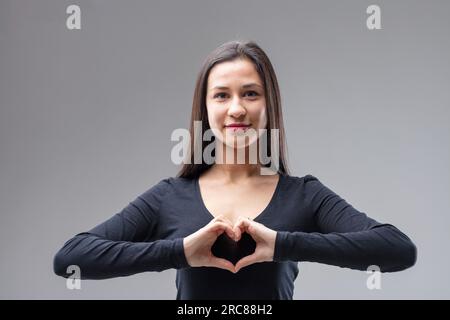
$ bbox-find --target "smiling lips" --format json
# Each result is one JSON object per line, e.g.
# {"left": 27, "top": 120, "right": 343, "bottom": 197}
{"left": 225, "top": 123, "right": 251, "bottom": 132}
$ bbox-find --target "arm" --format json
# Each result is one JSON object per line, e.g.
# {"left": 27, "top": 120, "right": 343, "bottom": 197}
{"left": 273, "top": 175, "right": 417, "bottom": 272}
{"left": 53, "top": 178, "right": 189, "bottom": 279}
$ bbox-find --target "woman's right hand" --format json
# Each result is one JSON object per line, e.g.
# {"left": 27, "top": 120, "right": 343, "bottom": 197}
{"left": 183, "top": 215, "right": 236, "bottom": 273}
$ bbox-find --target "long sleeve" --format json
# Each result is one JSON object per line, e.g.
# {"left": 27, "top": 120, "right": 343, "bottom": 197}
{"left": 273, "top": 175, "right": 417, "bottom": 272}
{"left": 53, "top": 178, "right": 190, "bottom": 280}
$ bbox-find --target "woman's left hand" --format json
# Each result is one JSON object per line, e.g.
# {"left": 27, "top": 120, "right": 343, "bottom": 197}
{"left": 232, "top": 216, "right": 277, "bottom": 273}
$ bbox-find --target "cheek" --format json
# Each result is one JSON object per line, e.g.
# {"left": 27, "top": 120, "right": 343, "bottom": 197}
{"left": 254, "top": 104, "right": 268, "bottom": 129}
{"left": 206, "top": 104, "right": 224, "bottom": 128}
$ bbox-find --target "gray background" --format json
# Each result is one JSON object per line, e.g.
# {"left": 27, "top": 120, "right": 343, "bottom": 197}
{"left": 1, "top": 0, "right": 449, "bottom": 299}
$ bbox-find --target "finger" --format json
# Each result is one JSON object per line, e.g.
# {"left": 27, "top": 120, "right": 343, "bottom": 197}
{"left": 210, "top": 214, "right": 228, "bottom": 224}
{"left": 212, "top": 215, "right": 234, "bottom": 228}
{"left": 210, "top": 221, "right": 235, "bottom": 239}
{"left": 216, "top": 218, "right": 234, "bottom": 231}
{"left": 242, "top": 218, "right": 259, "bottom": 235}
{"left": 233, "top": 216, "right": 247, "bottom": 241}
{"left": 235, "top": 253, "right": 260, "bottom": 273}
{"left": 233, "top": 216, "right": 245, "bottom": 240}
{"left": 212, "top": 214, "right": 225, "bottom": 222}
{"left": 233, "top": 222, "right": 241, "bottom": 241}
{"left": 214, "top": 214, "right": 234, "bottom": 223}
{"left": 209, "top": 214, "right": 223, "bottom": 225}
{"left": 209, "top": 256, "right": 236, "bottom": 273}
{"left": 234, "top": 217, "right": 251, "bottom": 241}
{"left": 210, "top": 222, "right": 231, "bottom": 235}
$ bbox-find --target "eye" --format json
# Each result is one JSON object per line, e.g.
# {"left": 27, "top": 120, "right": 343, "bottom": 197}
{"left": 244, "top": 91, "right": 259, "bottom": 98}
{"left": 213, "top": 92, "right": 228, "bottom": 100}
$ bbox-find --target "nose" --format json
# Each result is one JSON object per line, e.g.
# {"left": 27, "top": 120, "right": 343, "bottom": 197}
{"left": 227, "top": 96, "right": 247, "bottom": 118}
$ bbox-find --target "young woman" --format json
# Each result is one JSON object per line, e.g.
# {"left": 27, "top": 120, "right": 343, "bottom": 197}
{"left": 54, "top": 40, "right": 417, "bottom": 299}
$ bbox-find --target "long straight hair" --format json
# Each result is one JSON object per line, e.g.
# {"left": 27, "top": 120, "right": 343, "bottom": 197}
{"left": 176, "top": 40, "right": 290, "bottom": 179}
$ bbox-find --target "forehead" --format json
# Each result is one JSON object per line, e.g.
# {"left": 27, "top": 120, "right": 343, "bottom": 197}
{"left": 207, "top": 58, "right": 262, "bottom": 89}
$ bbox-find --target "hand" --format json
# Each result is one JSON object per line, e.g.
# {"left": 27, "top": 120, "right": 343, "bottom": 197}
{"left": 232, "top": 216, "right": 277, "bottom": 273}
{"left": 183, "top": 215, "right": 236, "bottom": 273}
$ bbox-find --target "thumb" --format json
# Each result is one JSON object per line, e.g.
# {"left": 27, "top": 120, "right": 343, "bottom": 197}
{"left": 235, "top": 252, "right": 260, "bottom": 273}
{"left": 209, "top": 256, "right": 236, "bottom": 274}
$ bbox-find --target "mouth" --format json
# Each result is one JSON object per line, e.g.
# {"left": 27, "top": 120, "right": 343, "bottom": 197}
{"left": 224, "top": 123, "right": 251, "bottom": 129}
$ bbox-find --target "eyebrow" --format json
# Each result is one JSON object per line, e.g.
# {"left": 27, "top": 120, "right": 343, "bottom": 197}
{"left": 211, "top": 83, "right": 263, "bottom": 90}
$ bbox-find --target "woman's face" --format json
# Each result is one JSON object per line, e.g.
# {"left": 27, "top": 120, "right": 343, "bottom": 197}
{"left": 206, "top": 58, "right": 267, "bottom": 149}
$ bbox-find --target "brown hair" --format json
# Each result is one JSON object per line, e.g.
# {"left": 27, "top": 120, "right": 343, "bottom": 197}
{"left": 176, "top": 40, "right": 290, "bottom": 179}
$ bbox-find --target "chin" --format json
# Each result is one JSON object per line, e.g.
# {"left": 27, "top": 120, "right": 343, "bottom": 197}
{"left": 224, "top": 137, "right": 259, "bottom": 149}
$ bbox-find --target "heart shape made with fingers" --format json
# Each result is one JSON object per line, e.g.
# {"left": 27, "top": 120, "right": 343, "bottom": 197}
{"left": 211, "top": 232, "right": 256, "bottom": 265}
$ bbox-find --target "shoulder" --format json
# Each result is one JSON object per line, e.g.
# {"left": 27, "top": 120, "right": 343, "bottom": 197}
{"left": 284, "top": 173, "right": 322, "bottom": 187}
{"left": 280, "top": 174, "right": 341, "bottom": 214}
{"left": 139, "top": 176, "right": 194, "bottom": 198}
{"left": 132, "top": 177, "right": 194, "bottom": 214}
{"left": 282, "top": 173, "right": 328, "bottom": 196}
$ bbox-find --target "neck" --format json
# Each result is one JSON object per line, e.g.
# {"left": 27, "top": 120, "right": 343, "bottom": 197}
{"left": 209, "top": 141, "right": 264, "bottom": 182}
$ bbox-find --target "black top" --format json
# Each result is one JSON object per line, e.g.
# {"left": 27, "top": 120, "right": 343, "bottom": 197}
{"left": 53, "top": 174, "right": 417, "bottom": 299}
